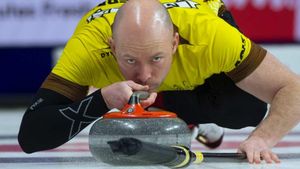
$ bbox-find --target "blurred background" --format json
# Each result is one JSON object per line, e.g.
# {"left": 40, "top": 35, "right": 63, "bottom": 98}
{"left": 0, "top": 0, "right": 299, "bottom": 107}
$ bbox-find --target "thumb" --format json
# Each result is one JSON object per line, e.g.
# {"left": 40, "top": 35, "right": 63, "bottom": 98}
{"left": 140, "top": 92, "right": 157, "bottom": 108}
{"left": 237, "top": 143, "right": 246, "bottom": 154}
{"left": 237, "top": 148, "right": 243, "bottom": 154}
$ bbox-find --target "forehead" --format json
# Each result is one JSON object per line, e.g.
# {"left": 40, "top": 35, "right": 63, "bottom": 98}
{"left": 114, "top": 19, "right": 173, "bottom": 44}
{"left": 119, "top": 39, "right": 169, "bottom": 50}
{"left": 115, "top": 35, "right": 172, "bottom": 56}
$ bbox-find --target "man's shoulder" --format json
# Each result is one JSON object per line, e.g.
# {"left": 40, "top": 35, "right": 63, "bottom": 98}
{"left": 73, "top": 1, "right": 123, "bottom": 39}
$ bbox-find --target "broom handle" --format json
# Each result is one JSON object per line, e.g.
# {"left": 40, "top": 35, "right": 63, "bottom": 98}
{"left": 202, "top": 152, "right": 246, "bottom": 159}
{"left": 107, "top": 137, "right": 248, "bottom": 168}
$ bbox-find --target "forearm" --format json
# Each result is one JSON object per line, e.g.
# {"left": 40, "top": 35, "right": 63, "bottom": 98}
{"left": 250, "top": 80, "right": 300, "bottom": 146}
{"left": 18, "top": 88, "right": 109, "bottom": 153}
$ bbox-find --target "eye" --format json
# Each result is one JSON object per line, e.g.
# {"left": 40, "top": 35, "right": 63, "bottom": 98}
{"left": 153, "top": 56, "right": 161, "bottom": 62}
{"left": 127, "top": 59, "right": 136, "bottom": 64}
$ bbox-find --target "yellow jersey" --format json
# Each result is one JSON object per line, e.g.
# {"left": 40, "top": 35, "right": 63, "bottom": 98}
{"left": 51, "top": 0, "right": 266, "bottom": 93}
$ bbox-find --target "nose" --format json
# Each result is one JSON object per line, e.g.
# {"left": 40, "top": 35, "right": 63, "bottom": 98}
{"left": 136, "top": 65, "right": 151, "bottom": 84}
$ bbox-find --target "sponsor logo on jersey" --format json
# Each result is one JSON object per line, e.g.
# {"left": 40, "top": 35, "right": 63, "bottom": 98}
{"left": 235, "top": 35, "right": 246, "bottom": 67}
{"left": 29, "top": 98, "right": 44, "bottom": 110}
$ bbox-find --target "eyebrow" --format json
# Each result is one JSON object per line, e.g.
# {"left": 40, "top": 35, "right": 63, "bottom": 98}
{"left": 151, "top": 52, "right": 164, "bottom": 57}
{"left": 122, "top": 54, "right": 136, "bottom": 58}
{"left": 122, "top": 52, "right": 164, "bottom": 59}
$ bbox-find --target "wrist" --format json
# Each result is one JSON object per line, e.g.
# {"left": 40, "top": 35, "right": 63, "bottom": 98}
{"left": 249, "top": 129, "right": 278, "bottom": 147}
{"left": 100, "top": 88, "right": 109, "bottom": 108}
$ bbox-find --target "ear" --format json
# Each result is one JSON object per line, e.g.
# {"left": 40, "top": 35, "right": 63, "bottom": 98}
{"left": 172, "top": 32, "right": 179, "bottom": 54}
{"left": 108, "top": 37, "right": 116, "bottom": 56}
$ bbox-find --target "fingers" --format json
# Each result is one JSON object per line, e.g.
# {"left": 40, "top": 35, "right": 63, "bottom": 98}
{"left": 240, "top": 148, "right": 255, "bottom": 164}
{"left": 126, "top": 80, "right": 149, "bottom": 91}
{"left": 270, "top": 152, "right": 281, "bottom": 163}
{"left": 101, "top": 80, "right": 154, "bottom": 109}
{"left": 240, "top": 148, "right": 280, "bottom": 164}
{"left": 252, "top": 150, "right": 280, "bottom": 164}
{"left": 238, "top": 138, "right": 281, "bottom": 164}
{"left": 253, "top": 151, "right": 261, "bottom": 164}
{"left": 261, "top": 151, "right": 280, "bottom": 163}
{"left": 126, "top": 80, "right": 157, "bottom": 108}
{"left": 260, "top": 150, "right": 272, "bottom": 163}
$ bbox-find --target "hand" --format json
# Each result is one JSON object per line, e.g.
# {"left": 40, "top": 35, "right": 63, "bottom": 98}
{"left": 238, "top": 135, "right": 280, "bottom": 164}
{"left": 101, "top": 81, "right": 157, "bottom": 109}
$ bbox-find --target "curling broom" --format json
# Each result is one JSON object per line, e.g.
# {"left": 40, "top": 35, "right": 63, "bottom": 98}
{"left": 107, "top": 137, "right": 300, "bottom": 167}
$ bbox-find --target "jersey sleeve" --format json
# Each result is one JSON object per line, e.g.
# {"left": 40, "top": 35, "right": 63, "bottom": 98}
{"left": 52, "top": 13, "right": 112, "bottom": 85}
{"left": 52, "top": 37, "right": 96, "bottom": 85}
{"left": 209, "top": 18, "right": 266, "bottom": 83}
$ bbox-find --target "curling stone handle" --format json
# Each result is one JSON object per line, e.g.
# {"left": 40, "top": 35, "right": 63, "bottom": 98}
{"left": 128, "top": 91, "right": 150, "bottom": 105}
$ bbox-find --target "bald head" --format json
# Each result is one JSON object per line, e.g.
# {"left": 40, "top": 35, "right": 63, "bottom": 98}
{"left": 110, "top": 0, "right": 179, "bottom": 90}
{"left": 112, "top": 0, "right": 174, "bottom": 40}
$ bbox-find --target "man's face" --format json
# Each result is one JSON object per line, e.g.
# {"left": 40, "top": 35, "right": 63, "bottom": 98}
{"left": 111, "top": 31, "right": 178, "bottom": 91}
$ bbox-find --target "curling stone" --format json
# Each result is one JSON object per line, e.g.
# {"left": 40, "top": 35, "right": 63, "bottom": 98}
{"left": 89, "top": 91, "right": 192, "bottom": 165}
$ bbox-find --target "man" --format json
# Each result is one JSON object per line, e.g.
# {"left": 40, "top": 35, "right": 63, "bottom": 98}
{"left": 18, "top": 0, "right": 300, "bottom": 164}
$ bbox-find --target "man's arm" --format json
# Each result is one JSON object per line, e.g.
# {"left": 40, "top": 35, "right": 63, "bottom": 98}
{"left": 18, "top": 73, "right": 156, "bottom": 153}
{"left": 18, "top": 73, "right": 109, "bottom": 153}
{"left": 236, "top": 52, "right": 300, "bottom": 163}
